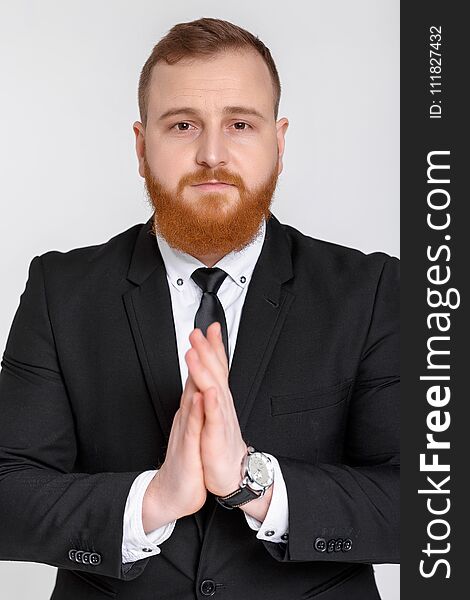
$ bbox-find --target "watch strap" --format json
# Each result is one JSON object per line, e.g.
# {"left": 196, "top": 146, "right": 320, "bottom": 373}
{"left": 215, "top": 485, "right": 261, "bottom": 510}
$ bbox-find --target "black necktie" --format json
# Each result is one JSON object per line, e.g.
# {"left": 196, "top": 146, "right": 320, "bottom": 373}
{"left": 191, "top": 267, "right": 229, "bottom": 360}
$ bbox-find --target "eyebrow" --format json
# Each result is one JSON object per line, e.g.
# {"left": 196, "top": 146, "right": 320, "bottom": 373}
{"left": 157, "top": 105, "right": 267, "bottom": 122}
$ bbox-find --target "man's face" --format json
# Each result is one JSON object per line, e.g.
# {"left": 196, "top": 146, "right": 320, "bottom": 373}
{"left": 133, "top": 48, "right": 289, "bottom": 260}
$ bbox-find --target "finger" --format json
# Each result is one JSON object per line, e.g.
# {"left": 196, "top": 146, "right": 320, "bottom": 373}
{"left": 185, "top": 346, "right": 220, "bottom": 394}
{"left": 206, "top": 322, "right": 229, "bottom": 374}
{"left": 202, "top": 386, "right": 222, "bottom": 427}
{"left": 185, "top": 392, "right": 205, "bottom": 437}
{"left": 203, "top": 324, "right": 238, "bottom": 419}
{"left": 180, "top": 371, "right": 198, "bottom": 409}
{"left": 180, "top": 374, "right": 201, "bottom": 434}
{"left": 189, "top": 328, "right": 227, "bottom": 383}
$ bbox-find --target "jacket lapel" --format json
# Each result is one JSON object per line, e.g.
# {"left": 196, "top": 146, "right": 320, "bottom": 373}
{"left": 123, "top": 212, "right": 295, "bottom": 536}
{"left": 228, "top": 213, "right": 295, "bottom": 433}
{"left": 123, "top": 218, "right": 182, "bottom": 440}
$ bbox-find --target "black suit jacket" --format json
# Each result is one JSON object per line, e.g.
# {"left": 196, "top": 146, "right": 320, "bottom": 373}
{"left": 0, "top": 213, "right": 399, "bottom": 599}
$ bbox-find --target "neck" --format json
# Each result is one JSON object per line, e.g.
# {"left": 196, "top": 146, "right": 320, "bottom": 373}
{"left": 192, "top": 253, "right": 225, "bottom": 268}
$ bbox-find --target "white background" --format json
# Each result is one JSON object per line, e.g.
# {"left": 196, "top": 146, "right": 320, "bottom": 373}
{"left": 0, "top": 1, "right": 400, "bottom": 598}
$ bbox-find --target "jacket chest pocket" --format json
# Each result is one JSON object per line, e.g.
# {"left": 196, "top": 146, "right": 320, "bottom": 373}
{"left": 270, "top": 379, "right": 353, "bottom": 416}
{"left": 267, "top": 379, "right": 353, "bottom": 463}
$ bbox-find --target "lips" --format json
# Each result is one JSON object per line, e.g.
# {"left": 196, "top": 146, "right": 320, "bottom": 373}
{"left": 194, "top": 181, "right": 232, "bottom": 185}
{"left": 192, "top": 181, "right": 235, "bottom": 190}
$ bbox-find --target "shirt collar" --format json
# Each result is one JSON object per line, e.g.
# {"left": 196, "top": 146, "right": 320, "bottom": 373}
{"left": 156, "top": 217, "right": 266, "bottom": 292}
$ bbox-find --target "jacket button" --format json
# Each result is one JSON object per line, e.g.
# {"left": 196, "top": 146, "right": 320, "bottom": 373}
{"left": 89, "top": 552, "right": 102, "bottom": 565}
{"left": 200, "top": 579, "right": 216, "bottom": 596}
{"left": 75, "top": 550, "right": 84, "bottom": 563}
{"left": 342, "top": 538, "right": 353, "bottom": 552}
{"left": 334, "top": 538, "right": 343, "bottom": 552}
{"left": 82, "top": 552, "right": 91, "bottom": 564}
{"left": 68, "top": 549, "right": 76, "bottom": 561}
{"left": 327, "top": 539, "right": 336, "bottom": 553}
{"left": 314, "top": 537, "right": 327, "bottom": 552}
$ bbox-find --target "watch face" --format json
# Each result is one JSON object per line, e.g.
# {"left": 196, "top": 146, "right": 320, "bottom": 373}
{"left": 247, "top": 453, "right": 273, "bottom": 486}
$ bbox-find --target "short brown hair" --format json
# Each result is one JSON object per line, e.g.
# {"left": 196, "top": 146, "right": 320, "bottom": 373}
{"left": 138, "top": 17, "right": 281, "bottom": 127}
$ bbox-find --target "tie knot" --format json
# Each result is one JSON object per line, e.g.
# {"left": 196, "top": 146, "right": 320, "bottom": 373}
{"left": 191, "top": 267, "right": 228, "bottom": 294}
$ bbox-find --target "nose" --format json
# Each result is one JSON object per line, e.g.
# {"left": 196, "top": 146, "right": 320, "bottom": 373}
{"left": 195, "top": 125, "right": 230, "bottom": 169}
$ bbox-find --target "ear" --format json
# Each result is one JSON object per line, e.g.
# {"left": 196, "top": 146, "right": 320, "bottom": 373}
{"left": 275, "top": 117, "right": 289, "bottom": 175}
{"left": 133, "top": 121, "right": 145, "bottom": 178}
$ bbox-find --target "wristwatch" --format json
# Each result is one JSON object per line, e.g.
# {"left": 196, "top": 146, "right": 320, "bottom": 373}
{"left": 215, "top": 446, "right": 274, "bottom": 509}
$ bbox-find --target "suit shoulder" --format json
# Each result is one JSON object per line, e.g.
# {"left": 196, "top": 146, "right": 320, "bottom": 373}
{"left": 280, "top": 221, "right": 399, "bottom": 282}
{"left": 37, "top": 221, "right": 145, "bottom": 277}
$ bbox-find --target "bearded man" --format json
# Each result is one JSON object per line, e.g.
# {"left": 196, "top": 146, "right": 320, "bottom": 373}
{"left": 0, "top": 17, "right": 399, "bottom": 600}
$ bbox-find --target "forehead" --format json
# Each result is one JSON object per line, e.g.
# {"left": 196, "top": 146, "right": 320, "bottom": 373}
{"left": 148, "top": 49, "right": 274, "bottom": 118}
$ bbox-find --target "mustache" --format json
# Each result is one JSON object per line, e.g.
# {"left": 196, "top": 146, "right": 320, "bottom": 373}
{"left": 177, "top": 169, "right": 245, "bottom": 190}
{"left": 142, "top": 151, "right": 245, "bottom": 189}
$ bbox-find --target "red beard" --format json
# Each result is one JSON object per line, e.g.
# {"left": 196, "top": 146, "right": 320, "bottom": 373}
{"left": 143, "top": 153, "right": 279, "bottom": 257}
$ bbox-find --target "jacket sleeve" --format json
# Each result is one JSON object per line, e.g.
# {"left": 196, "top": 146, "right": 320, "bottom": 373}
{"left": 0, "top": 256, "right": 151, "bottom": 581}
{"left": 259, "top": 256, "right": 400, "bottom": 565}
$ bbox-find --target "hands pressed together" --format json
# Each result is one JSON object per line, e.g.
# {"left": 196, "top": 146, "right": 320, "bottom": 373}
{"left": 147, "top": 322, "right": 249, "bottom": 524}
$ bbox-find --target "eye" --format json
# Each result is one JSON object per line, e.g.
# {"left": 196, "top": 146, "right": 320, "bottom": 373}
{"left": 173, "top": 122, "right": 194, "bottom": 132}
{"left": 232, "top": 122, "right": 251, "bottom": 131}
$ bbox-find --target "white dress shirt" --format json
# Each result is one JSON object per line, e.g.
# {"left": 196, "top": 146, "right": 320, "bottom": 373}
{"left": 121, "top": 216, "right": 289, "bottom": 564}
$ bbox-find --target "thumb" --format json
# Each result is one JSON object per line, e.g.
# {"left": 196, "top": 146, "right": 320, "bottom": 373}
{"left": 187, "top": 391, "right": 205, "bottom": 435}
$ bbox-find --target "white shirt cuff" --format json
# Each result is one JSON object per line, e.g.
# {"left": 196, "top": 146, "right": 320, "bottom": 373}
{"left": 121, "top": 470, "right": 177, "bottom": 563}
{"left": 243, "top": 453, "right": 289, "bottom": 544}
